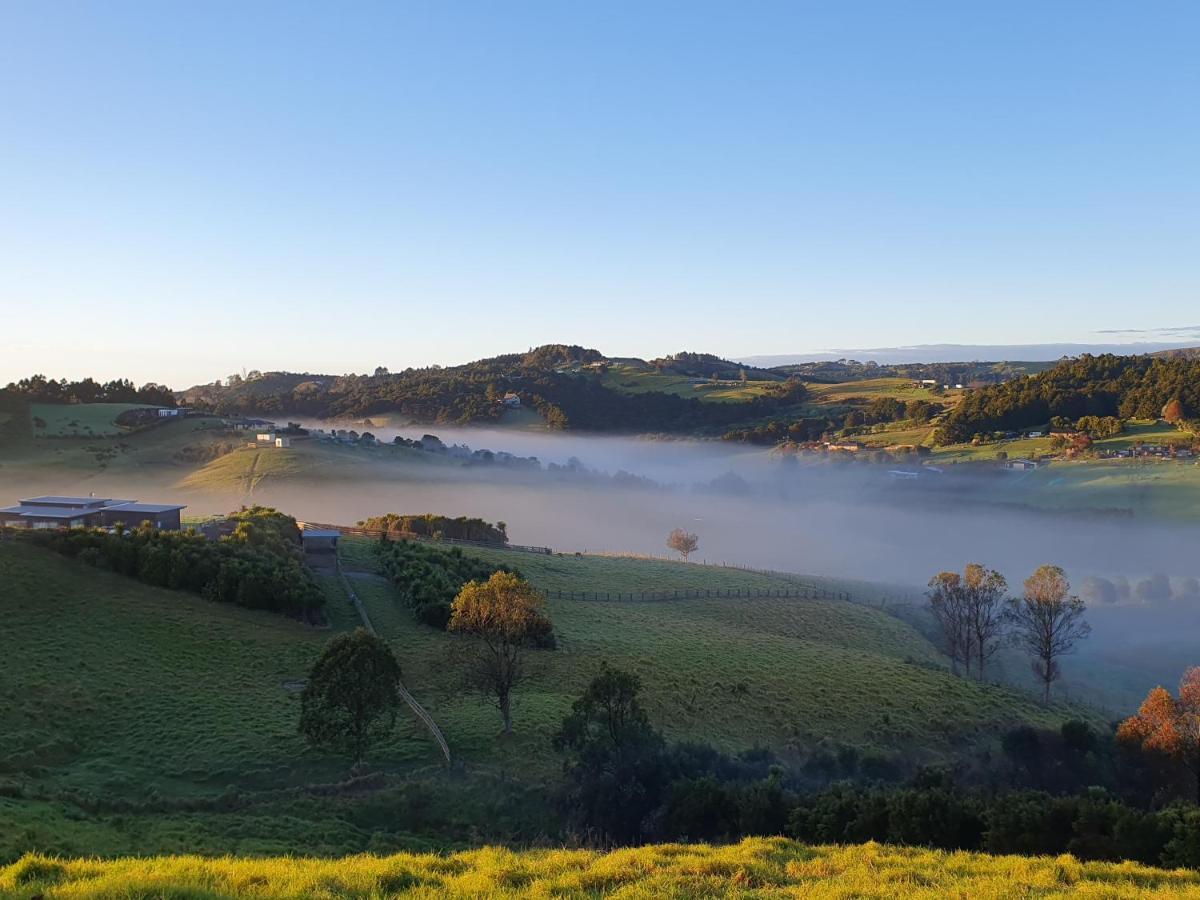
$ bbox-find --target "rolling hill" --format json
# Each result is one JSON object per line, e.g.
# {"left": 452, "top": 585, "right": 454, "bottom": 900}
{"left": 0, "top": 537, "right": 1080, "bottom": 861}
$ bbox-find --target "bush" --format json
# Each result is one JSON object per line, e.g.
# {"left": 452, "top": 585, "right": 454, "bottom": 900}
{"left": 377, "top": 540, "right": 518, "bottom": 629}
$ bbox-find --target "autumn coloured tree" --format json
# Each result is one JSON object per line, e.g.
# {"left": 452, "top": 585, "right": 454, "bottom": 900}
{"left": 1005, "top": 565, "right": 1090, "bottom": 705}
{"left": 927, "top": 564, "right": 1008, "bottom": 680}
{"left": 1162, "top": 398, "right": 1186, "bottom": 424}
{"left": 667, "top": 528, "right": 699, "bottom": 561}
{"left": 1118, "top": 668, "right": 1200, "bottom": 804}
{"left": 448, "top": 571, "right": 553, "bottom": 734}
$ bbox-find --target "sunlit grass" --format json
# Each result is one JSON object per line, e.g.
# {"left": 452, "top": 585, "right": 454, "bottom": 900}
{"left": 6, "top": 837, "right": 1200, "bottom": 898}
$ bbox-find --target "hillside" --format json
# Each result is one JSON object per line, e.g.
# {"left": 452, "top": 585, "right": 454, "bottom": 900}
{"left": 7, "top": 837, "right": 1200, "bottom": 898}
{"left": 0, "top": 539, "right": 1077, "bottom": 861}
{"left": 177, "top": 346, "right": 809, "bottom": 434}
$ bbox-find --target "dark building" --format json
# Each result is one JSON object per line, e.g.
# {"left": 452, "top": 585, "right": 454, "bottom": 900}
{"left": 0, "top": 496, "right": 186, "bottom": 530}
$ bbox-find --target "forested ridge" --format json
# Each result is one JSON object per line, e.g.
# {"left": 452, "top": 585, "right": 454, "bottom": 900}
{"left": 936, "top": 354, "right": 1200, "bottom": 444}
{"left": 180, "top": 345, "right": 807, "bottom": 432}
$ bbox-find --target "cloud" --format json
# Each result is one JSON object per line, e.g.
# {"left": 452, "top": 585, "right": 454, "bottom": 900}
{"left": 1095, "top": 325, "right": 1200, "bottom": 336}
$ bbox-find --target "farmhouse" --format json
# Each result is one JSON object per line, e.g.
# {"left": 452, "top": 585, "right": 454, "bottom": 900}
{"left": 0, "top": 495, "right": 186, "bottom": 530}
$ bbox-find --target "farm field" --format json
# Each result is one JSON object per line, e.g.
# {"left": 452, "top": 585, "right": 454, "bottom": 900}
{"left": 598, "top": 363, "right": 781, "bottom": 403}
{"left": 0, "top": 538, "right": 1078, "bottom": 861}
{"left": 28, "top": 402, "right": 158, "bottom": 438}
{"left": 8, "top": 837, "right": 1200, "bottom": 899}
{"left": 807, "top": 377, "right": 946, "bottom": 404}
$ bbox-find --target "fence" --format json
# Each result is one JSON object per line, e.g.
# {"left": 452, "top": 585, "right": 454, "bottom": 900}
{"left": 547, "top": 586, "right": 852, "bottom": 602}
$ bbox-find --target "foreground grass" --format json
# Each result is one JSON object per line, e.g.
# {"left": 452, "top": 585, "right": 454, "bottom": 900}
{"left": 6, "top": 837, "right": 1200, "bottom": 898}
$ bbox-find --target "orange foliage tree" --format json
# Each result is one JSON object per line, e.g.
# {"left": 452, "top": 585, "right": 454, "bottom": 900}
{"left": 448, "top": 571, "right": 553, "bottom": 734}
{"left": 1118, "top": 667, "right": 1200, "bottom": 804}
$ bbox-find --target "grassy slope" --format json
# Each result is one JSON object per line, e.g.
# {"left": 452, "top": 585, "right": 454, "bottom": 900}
{"left": 343, "top": 538, "right": 1070, "bottom": 772}
{"left": 7, "top": 837, "right": 1200, "bottom": 899}
{"left": 598, "top": 363, "right": 780, "bottom": 403}
{"left": 28, "top": 402, "right": 158, "bottom": 438}
{"left": 0, "top": 538, "right": 1077, "bottom": 861}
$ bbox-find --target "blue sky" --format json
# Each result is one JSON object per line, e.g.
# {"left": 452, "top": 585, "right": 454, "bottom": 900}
{"left": 1, "top": 1, "right": 1198, "bottom": 385}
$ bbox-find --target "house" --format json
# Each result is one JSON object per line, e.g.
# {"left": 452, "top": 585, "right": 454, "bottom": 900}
{"left": 256, "top": 432, "right": 276, "bottom": 443}
{"left": 156, "top": 407, "right": 190, "bottom": 417}
{"left": 1005, "top": 459, "right": 1040, "bottom": 471}
{"left": 274, "top": 436, "right": 291, "bottom": 448}
{"left": 1027, "top": 431, "right": 1045, "bottom": 438}
{"left": 501, "top": 392, "right": 521, "bottom": 408}
{"left": 0, "top": 495, "right": 186, "bottom": 530}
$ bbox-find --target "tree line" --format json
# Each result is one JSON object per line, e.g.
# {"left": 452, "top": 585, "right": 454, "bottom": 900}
{"left": 29, "top": 507, "right": 324, "bottom": 618}
{"left": 935, "top": 354, "right": 1200, "bottom": 444}
{"left": 5, "top": 374, "right": 176, "bottom": 407}
{"left": 356, "top": 513, "right": 508, "bottom": 544}
{"left": 181, "top": 345, "right": 809, "bottom": 433}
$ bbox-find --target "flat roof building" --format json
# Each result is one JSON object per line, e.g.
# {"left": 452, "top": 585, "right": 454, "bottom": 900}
{"left": 0, "top": 496, "right": 186, "bottom": 530}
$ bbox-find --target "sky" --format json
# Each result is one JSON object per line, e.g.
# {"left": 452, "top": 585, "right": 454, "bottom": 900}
{"left": 1, "top": 1, "right": 1198, "bottom": 386}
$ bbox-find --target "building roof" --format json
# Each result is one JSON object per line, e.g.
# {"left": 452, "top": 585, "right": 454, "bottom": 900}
{"left": 302, "top": 528, "right": 341, "bottom": 539}
{"left": 20, "top": 495, "right": 130, "bottom": 507}
{"left": 104, "top": 502, "right": 187, "bottom": 514}
{"left": 0, "top": 505, "right": 103, "bottom": 519}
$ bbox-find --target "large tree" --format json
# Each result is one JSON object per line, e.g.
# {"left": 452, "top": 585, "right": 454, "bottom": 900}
{"left": 448, "top": 571, "right": 553, "bottom": 733}
{"left": 964, "top": 564, "right": 1008, "bottom": 681}
{"left": 1118, "top": 668, "right": 1200, "bottom": 804}
{"left": 553, "top": 662, "right": 670, "bottom": 844}
{"left": 1005, "top": 565, "right": 1090, "bottom": 704}
{"left": 927, "top": 570, "right": 971, "bottom": 676}
{"left": 298, "top": 629, "right": 403, "bottom": 767}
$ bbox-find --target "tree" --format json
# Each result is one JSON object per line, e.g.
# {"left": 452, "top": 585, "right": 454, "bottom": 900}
{"left": 667, "top": 528, "right": 699, "bottom": 561}
{"left": 448, "top": 571, "right": 552, "bottom": 733}
{"left": 553, "top": 662, "right": 670, "bottom": 843}
{"left": 1118, "top": 668, "right": 1200, "bottom": 804}
{"left": 1005, "top": 565, "right": 1090, "bottom": 704}
{"left": 298, "top": 629, "right": 403, "bottom": 767}
{"left": 1163, "top": 399, "right": 1186, "bottom": 424}
{"left": 964, "top": 564, "right": 1008, "bottom": 681}
{"left": 927, "top": 571, "right": 970, "bottom": 676}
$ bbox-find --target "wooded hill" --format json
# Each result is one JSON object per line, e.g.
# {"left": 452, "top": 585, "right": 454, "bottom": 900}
{"left": 180, "top": 345, "right": 808, "bottom": 432}
{"left": 935, "top": 354, "right": 1200, "bottom": 444}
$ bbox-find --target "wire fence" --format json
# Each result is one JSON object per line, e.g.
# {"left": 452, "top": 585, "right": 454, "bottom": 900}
{"left": 546, "top": 586, "right": 852, "bottom": 602}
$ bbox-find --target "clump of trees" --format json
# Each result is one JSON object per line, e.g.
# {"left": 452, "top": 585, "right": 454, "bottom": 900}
{"left": 448, "top": 571, "right": 554, "bottom": 734}
{"left": 667, "top": 529, "right": 699, "bottom": 561}
{"left": 1119, "top": 668, "right": 1200, "bottom": 804}
{"left": 5, "top": 374, "right": 176, "bottom": 407}
{"left": 927, "top": 563, "right": 1089, "bottom": 703}
{"left": 32, "top": 506, "right": 324, "bottom": 617}
{"left": 376, "top": 539, "right": 517, "bottom": 628}
{"left": 935, "top": 354, "right": 1200, "bottom": 444}
{"left": 299, "top": 629, "right": 403, "bottom": 768}
{"left": 358, "top": 513, "right": 508, "bottom": 544}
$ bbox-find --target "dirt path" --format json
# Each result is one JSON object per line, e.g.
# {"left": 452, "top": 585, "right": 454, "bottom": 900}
{"left": 241, "top": 450, "right": 261, "bottom": 496}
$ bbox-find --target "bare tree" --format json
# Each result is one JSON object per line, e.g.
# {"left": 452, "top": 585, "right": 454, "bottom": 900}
{"left": 1005, "top": 565, "right": 1090, "bottom": 704}
{"left": 667, "top": 528, "right": 699, "bottom": 562}
{"left": 927, "top": 571, "right": 971, "bottom": 676}
{"left": 964, "top": 563, "right": 1008, "bottom": 681}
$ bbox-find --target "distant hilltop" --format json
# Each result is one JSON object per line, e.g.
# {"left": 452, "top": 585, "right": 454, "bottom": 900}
{"left": 739, "top": 341, "right": 1200, "bottom": 367}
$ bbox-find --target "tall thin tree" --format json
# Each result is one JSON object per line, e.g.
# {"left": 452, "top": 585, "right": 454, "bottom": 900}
{"left": 1005, "top": 565, "right": 1090, "bottom": 704}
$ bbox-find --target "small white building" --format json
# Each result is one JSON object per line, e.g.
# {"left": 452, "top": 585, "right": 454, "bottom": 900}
{"left": 1005, "top": 458, "right": 1040, "bottom": 471}
{"left": 502, "top": 392, "right": 521, "bottom": 408}
{"left": 275, "top": 436, "right": 291, "bottom": 448}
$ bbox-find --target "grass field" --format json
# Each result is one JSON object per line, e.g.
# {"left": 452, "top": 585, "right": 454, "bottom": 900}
{"left": 807, "top": 377, "right": 945, "bottom": 404}
{"left": 7, "top": 837, "right": 1200, "bottom": 898}
{"left": 598, "top": 364, "right": 780, "bottom": 403}
{"left": 28, "top": 402, "right": 158, "bottom": 438}
{"left": 0, "top": 537, "right": 1077, "bottom": 861}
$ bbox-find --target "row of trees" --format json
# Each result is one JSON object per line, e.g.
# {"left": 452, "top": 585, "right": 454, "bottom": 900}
{"left": 5, "top": 374, "right": 176, "bottom": 407}
{"left": 357, "top": 513, "right": 508, "bottom": 544}
{"left": 928, "top": 564, "right": 1089, "bottom": 703}
{"left": 32, "top": 507, "right": 324, "bottom": 617}
{"left": 375, "top": 538, "right": 520, "bottom": 628}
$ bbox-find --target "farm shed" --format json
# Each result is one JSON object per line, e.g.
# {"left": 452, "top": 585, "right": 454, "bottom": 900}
{"left": 301, "top": 528, "right": 340, "bottom": 553}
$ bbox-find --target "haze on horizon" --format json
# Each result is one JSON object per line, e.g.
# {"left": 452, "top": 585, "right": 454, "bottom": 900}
{"left": 2, "top": 1, "right": 1198, "bottom": 385}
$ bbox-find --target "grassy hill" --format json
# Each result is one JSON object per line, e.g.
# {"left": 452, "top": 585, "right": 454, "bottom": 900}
{"left": 7, "top": 837, "right": 1200, "bottom": 898}
{"left": 0, "top": 538, "right": 1079, "bottom": 861}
